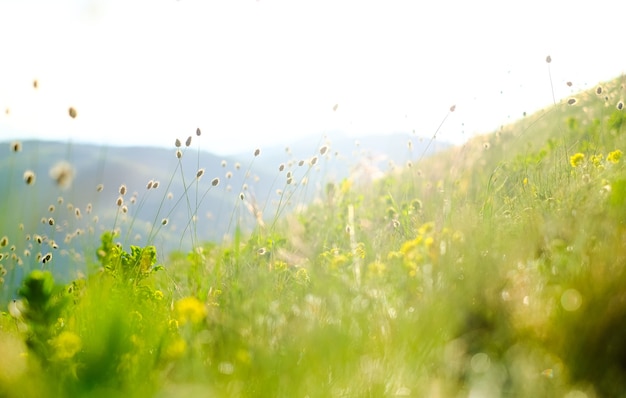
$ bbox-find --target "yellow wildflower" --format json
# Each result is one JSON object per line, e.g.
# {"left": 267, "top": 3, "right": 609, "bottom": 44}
{"left": 569, "top": 153, "right": 585, "bottom": 168}
{"left": 165, "top": 337, "right": 187, "bottom": 359}
{"left": 174, "top": 296, "right": 207, "bottom": 325}
{"left": 607, "top": 149, "right": 623, "bottom": 164}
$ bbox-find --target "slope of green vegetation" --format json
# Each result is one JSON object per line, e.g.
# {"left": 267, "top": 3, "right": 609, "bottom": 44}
{"left": 1, "top": 73, "right": 625, "bottom": 397}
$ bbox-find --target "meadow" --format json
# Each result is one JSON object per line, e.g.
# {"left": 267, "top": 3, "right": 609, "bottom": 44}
{"left": 1, "top": 66, "right": 626, "bottom": 397}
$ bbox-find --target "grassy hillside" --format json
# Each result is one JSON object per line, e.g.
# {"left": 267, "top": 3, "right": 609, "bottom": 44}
{"left": 1, "top": 73, "right": 625, "bottom": 397}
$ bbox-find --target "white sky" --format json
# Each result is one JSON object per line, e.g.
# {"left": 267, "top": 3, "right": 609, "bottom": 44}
{"left": 0, "top": 0, "right": 624, "bottom": 155}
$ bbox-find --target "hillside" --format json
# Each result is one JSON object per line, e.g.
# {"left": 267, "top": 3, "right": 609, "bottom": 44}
{"left": 1, "top": 74, "right": 625, "bottom": 397}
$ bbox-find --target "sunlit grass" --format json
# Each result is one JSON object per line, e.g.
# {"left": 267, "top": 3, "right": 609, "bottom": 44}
{"left": 1, "top": 62, "right": 626, "bottom": 397}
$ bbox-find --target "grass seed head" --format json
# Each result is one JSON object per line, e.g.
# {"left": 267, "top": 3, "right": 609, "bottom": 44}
{"left": 176, "top": 149, "right": 182, "bottom": 159}
{"left": 546, "top": 55, "right": 552, "bottom": 63}
{"left": 567, "top": 98, "right": 577, "bottom": 105}
{"left": 254, "top": 148, "right": 261, "bottom": 157}
{"left": 68, "top": 107, "right": 77, "bottom": 118}
{"left": 617, "top": 101, "right": 624, "bottom": 111}
{"left": 185, "top": 136, "right": 192, "bottom": 147}
{"left": 119, "top": 184, "right": 127, "bottom": 196}
{"left": 49, "top": 161, "right": 75, "bottom": 189}
{"left": 24, "top": 170, "right": 36, "bottom": 185}
{"left": 196, "top": 168, "right": 205, "bottom": 179}
{"left": 161, "top": 218, "right": 168, "bottom": 226}
{"left": 196, "top": 127, "right": 201, "bottom": 136}
{"left": 175, "top": 138, "right": 182, "bottom": 147}
{"left": 11, "top": 141, "right": 22, "bottom": 152}
{"left": 211, "top": 177, "right": 220, "bottom": 187}
{"left": 147, "top": 180, "right": 154, "bottom": 190}
{"left": 96, "top": 183, "right": 104, "bottom": 192}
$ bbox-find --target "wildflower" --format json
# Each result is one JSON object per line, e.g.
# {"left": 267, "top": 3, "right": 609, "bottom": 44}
{"left": 185, "top": 136, "right": 192, "bottom": 147}
{"left": 96, "top": 183, "right": 104, "bottom": 192}
{"left": 196, "top": 127, "right": 201, "bottom": 136}
{"left": 68, "top": 107, "right": 77, "bottom": 118}
{"left": 51, "top": 331, "right": 82, "bottom": 360}
{"left": 211, "top": 177, "right": 219, "bottom": 187}
{"left": 24, "top": 170, "right": 36, "bottom": 185}
{"left": 49, "top": 161, "right": 75, "bottom": 189}
{"left": 165, "top": 337, "right": 187, "bottom": 359}
{"left": 196, "top": 168, "right": 205, "bottom": 179}
{"left": 11, "top": 141, "right": 22, "bottom": 152}
{"left": 567, "top": 98, "right": 577, "bottom": 105}
{"left": 174, "top": 296, "right": 207, "bottom": 325}
{"left": 254, "top": 148, "right": 261, "bottom": 157}
{"left": 569, "top": 153, "right": 585, "bottom": 168}
{"left": 175, "top": 138, "right": 181, "bottom": 147}
{"left": 607, "top": 149, "right": 623, "bottom": 164}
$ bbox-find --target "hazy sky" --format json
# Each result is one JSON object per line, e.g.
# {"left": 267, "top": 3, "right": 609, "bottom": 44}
{"left": 1, "top": 0, "right": 624, "bottom": 155}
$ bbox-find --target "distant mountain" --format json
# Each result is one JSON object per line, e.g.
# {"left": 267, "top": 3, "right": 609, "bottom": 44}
{"left": 0, "top": 133, "right": 450, "bottom": 260}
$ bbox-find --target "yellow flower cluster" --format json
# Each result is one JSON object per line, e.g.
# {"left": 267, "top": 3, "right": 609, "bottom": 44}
{"left": 607, "top": 149, "right": 623, "bottom": 164}
{"left": 569, "top": 153, "right": 585, "bottom": 168}
{"left": 174, "top": 296, "right": 207, "bottom": 325}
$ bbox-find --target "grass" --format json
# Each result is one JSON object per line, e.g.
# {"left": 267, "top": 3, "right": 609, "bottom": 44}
{"left": 1, "top": 66, "right": 626, "bottom": 397}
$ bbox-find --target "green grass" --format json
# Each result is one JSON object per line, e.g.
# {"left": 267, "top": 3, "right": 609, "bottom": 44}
{"left": 1, "top": 72, "right": 626, "bottom": 397}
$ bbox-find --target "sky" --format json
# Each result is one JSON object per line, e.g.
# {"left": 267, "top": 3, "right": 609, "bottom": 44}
{"left": 0, "top": 0, "right": 624, "bottom": 155}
